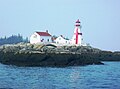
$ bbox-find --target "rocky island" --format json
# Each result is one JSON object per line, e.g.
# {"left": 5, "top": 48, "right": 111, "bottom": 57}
{"left": 0, "top": 42, "right": 120, "bottom": 67}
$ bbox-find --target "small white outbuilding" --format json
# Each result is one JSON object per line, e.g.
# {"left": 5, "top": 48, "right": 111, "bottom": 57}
{"left": 55, "top": 35, "right": 70, "bottom": 44}
{"left": 30, "top": 31, "right": 52, "bottom": 44}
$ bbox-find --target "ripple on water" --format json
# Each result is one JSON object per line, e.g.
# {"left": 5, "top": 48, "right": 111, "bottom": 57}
{"left": 0, "top": 62, "right": 120, "bottom": 89}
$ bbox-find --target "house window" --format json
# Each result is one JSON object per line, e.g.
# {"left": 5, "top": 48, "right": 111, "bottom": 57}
{"left": 41, "top": 39, "right": 44, "bottom": 42}
{"left": 59, "top": 38, "right": 61, "bottom": 40}
{"left": 47, "top": 39, "right": 49, "bottom": 42}
{"left": 33, "top": 34, "right": 37, "bottom": 38}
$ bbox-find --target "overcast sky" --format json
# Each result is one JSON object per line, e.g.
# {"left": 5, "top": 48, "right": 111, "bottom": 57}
{"left": 0, "top": 0, "right": 120, "bottom": 51}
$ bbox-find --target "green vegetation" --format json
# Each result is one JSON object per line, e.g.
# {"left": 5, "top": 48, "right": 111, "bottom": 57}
{"left": 0, "top": 34, "right": 28, "bottom": 45}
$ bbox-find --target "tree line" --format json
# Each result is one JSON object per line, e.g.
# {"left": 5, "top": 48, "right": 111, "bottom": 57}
{"left": 0, "top": 34, "right": 29, "bottom": 45}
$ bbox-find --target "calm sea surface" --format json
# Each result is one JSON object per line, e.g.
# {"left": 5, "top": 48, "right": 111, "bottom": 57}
{"left": 0, "top": 62, "right": 120, "bottom": 89}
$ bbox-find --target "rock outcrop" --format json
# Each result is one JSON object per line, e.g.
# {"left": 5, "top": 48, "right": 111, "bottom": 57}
{"left": 2, "top": 42, "right": 120, "bottom": 67}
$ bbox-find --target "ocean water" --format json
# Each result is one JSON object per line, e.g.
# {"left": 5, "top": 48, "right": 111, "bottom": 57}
{"left": 0, "top": 62, "right": 120, "bottom": 89}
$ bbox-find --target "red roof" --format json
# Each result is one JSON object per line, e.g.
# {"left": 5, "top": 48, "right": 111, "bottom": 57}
{"left": 76, "top": 19, "right": 80, "bottom": 23}
{"left": 36, "top": 32, "right": 51, "bottom": 36}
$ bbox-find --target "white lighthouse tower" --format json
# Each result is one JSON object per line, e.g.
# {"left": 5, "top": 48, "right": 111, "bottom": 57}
{"left": 71, "top": 19, "right": 83, "bottom": 46}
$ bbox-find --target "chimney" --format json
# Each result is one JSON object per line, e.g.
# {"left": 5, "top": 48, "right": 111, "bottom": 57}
{"left": 46, "top": 30, "right": 48, "bottom": 33}
{"left": 60, "top": 35, "right": 63, "bottom": 38}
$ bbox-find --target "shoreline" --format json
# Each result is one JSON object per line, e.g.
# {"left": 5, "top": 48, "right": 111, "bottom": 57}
{"left": 0, "top": 43, "right": 120, "bottom": 67}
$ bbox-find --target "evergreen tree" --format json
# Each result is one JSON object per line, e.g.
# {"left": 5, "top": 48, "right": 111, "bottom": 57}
{"left": 0, "top": 34, "right": 29, "bottom": 45}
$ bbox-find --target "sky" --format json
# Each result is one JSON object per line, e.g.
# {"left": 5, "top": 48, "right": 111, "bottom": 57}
{"left": 0, "top": 0, "right": 120, "bottom": 51}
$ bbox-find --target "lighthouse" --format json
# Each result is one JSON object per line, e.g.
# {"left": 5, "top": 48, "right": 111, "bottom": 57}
{"left": 71, "top": 19, "right": 83, "bottom": 46}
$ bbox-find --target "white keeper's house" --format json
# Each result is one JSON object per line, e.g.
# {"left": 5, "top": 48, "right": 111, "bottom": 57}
{"left": 30, "top": 30, "right": 52, "bottom": 44}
